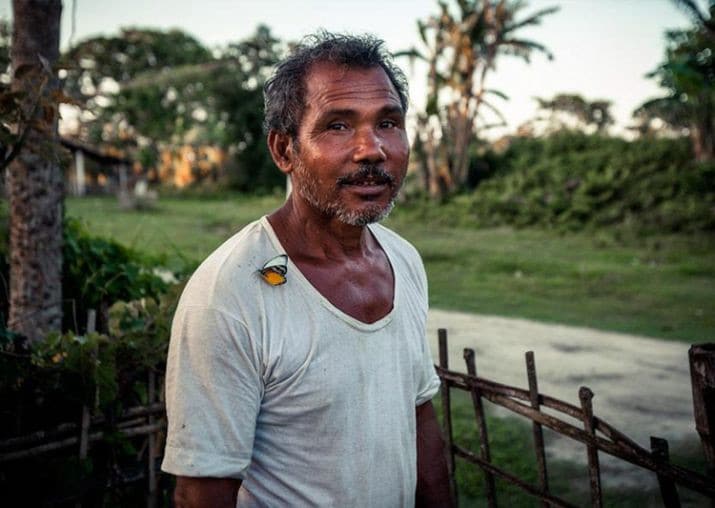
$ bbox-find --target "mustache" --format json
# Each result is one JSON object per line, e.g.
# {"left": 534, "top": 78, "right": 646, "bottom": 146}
{"left": 336, "top": 164, "right": 395, "bottom": 186}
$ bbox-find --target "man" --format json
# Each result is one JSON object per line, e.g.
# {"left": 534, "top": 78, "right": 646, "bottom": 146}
{"left": 161, "top": 32, "right": 453, "bottom": 507}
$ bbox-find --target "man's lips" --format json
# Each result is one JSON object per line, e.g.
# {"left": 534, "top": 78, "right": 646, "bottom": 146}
{"left": 340, "top": 177, "right": 390, "bottom": 186}
{"left": 336, "top": 165, "right": 395, "bottom": 188}
{"left": 341, "top": 181, "right": 389, "bottom": 197}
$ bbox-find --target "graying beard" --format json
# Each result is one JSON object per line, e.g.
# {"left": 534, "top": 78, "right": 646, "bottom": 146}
{"left": 294, "top": 172, "right": 395, "bottom": 226}
{"left": 335, "top": 200, "right": 395, "bottom": 226}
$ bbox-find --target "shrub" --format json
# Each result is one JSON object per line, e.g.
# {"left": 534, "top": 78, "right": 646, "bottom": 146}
{"left": 61, "top": 218, "right": 171, "bottom": 334}
{"left": 463, "top": 132, "right": 714, "bottom": 233}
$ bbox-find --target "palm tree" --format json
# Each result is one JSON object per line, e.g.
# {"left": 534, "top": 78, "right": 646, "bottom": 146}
{"left": 6, "top": 0, "right": 63, "bottom": 342}
{"left": 634, "top": 1, "right": 715, "bottom": 161}
{"left": 535, "top": 93, "right": 614, "bottom": 134}
{"left": 672, "top": 0, "right": 715, "bottom": 38}
{"left": 407, "top": 0, "right": 558, "bottom": 198}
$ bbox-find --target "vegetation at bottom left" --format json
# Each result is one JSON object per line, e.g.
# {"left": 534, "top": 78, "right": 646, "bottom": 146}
{"left": 0, "top": 212, "right": 182, "bottom": 505}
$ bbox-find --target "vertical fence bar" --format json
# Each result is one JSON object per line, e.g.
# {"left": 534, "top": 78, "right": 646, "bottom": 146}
{"left": 689, "top": 343, "right": 715, "bottom": 508}
{"left": 526, "top": 351, "right": 550, "bottom": 507}
{"left": 76, "top": 310, "right": 97, "bottom": 508}
{"left": 650, "top": 437, "right": 681, "bottom": 508}
{"left": 579, "top": 387, "right": 602, "bottom": 508}
{"left": 463, "top": 348, "right": 497, "bottom": 508}
{"left": 147, "top": 370, "right": 157, "bottom": 508}
{"left": 438, "top": 328, "right": 458, "bottom": 506}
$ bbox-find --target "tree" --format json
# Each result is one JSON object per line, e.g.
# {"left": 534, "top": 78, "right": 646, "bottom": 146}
{"left": 61, "top": 28, "right": 214, "bottom": 150}
{"left": 6, "top": 0, "right": 63, "bottom": 342}
{"left": 672, "top": 0, "right": 715, "bottom": 38}
{"left": 534, "top": 93, "right": 614, "bottom": 134}
{"left": 406, "top": 0, "right": 557, "bottom": 199}
{"left": 635, "top": 1, "right": 715, "bottom": 161}
{"left": 61, "top": 25, "right": 283, "bottom": 191}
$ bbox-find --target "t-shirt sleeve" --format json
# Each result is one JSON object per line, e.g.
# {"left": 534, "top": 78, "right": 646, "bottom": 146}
{"left": 412, "top": 251, "right": 441, "bottom": 406}
{"left": 161, "top": 304, "right": 263, "bottom": 479}
{"left": 415, "top": 331, "right": 441, "bottom": 406}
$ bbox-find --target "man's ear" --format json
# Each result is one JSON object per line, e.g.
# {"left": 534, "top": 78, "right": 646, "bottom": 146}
{"left": 268, "top": 130, "right": 296, "bottom": 175}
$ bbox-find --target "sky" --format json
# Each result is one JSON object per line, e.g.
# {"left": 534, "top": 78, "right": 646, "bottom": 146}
{"left": 0, "top": 0, "right": 700, "bottom": 137}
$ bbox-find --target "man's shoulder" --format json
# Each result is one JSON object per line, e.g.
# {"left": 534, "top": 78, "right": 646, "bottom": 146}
{"left": 180, "top": 217, "right": 279, "bottom": 308}
{"left": 199, "top": 218, "right": 270, "bottom": 273}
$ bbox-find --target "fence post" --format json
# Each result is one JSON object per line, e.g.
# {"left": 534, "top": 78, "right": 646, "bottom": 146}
{"left": 76, "top": 309, "right": 97, "bottom": 508}
{"left": 463, "top": 348, "right": 497, "bottom": 508}
{"left": 650, "top": 436, "right": 681, "bottom": 508}
{"left": 438, "top": 328, "right": 458, "bottom": 506}
{"left": 689, "top": 343, "right": 715, "bottom": 506}
{"left": 147, "top": 370, "right": 157, "bottom": 508}
{"left": 526, "top": 351, "right": 550, "bottom": 507}
{"left": 579, "top": 387, "right": 603, "bottom": 508}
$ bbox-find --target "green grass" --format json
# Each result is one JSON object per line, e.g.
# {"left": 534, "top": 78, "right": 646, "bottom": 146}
{"left": 65, "top": 195, "right": 283, "bottom": 272}
{"left": 65, "top": 195, "right": 715, "bottom": 343}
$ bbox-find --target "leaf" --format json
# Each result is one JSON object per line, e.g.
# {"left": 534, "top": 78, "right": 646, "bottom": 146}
{"left": 417, "top": 20, "right": 429, "bottom": 45}
{"left": 394, "top": 48, "right": 427, "bottom": 62}
{"left": 484, "top": 88, "right": 510, "bottom": 101}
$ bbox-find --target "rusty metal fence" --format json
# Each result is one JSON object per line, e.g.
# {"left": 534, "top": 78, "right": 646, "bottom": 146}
{"left": 436, "top": 329, "right": 715, "bottom": 507}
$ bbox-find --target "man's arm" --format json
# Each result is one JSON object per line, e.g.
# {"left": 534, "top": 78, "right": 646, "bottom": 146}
{"left": 174, "top": 477, "right": 241, "bottom": 508}
{"left": 415, "top": 401, "right": 454, "bottom": 507}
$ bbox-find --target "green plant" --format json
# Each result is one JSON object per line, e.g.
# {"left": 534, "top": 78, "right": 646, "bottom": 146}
{"left": 0, "top": 283, "right": 181, "bottom": 505}
{"left": 61, "top": 217, "right": 171, "bottom": 334}
{"left": 462, "top": 132, "right": 714, "bottom": 233}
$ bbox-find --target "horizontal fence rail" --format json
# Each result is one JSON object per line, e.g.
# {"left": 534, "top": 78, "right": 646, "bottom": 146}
{"left": 436, "top": 329, "right": 715, "bottom": 507}
{"left": 0, "top": 367, "right": 167, "bottom": 507}
{"left": 0, "top": 402, "right": 166, "bottom": 463}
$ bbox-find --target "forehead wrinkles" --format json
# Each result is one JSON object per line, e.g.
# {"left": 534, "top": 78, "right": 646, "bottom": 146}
{"left": 303, "top": 64, "right": 401, "bottom": 110}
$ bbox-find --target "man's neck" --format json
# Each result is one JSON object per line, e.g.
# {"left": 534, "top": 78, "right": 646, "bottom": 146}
{"left": 267, "top": 196, "right": 375, "bottom": 262}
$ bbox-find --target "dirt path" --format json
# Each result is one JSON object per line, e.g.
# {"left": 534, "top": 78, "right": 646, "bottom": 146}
{"left": 426, "top": 309, "right": 698, "bottom": 469}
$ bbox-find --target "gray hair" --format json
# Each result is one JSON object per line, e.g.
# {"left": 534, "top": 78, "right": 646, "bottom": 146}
{"left": 263, "top": 31, "right": 409, "bottom": 137}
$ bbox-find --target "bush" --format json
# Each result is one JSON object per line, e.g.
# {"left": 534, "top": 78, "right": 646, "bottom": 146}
{"left": 462, "top": 132, "right": 715, "bottom": 233}
{"left": 0, "top": 283, "right": 181, "bottom": 505}
{"left": 61, "top": 218, "right": 172, "bottom": 334}
{"left": 0, "top": 213, "right": 174, "bottom": 336}
{"left": 0, "top": 215, "right": 182, "bottom": 504}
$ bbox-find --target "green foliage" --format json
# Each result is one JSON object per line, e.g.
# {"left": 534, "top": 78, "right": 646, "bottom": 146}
{"left": 0, "top": 283, "right": 180, "bottom": 504}
{"left": 0, "top": 283, "right": 178, "bottom": 432}
{"left": 635, "top": 4, "right": 715, "bottom": 159}
{"left": 459, "top": 132, "right": 714, "bottom": 233}
{"left": 108, "top": 283, "right": 183, "bottom": 374}
{"left": 61, "top": 25, "right": 284, "bottom": 193}
{"left": 62, "top": 28, "right": 213, "bottom": 94}
{"left": 61, "top": 217, "right": 170, "bottom": 333}
{"left": 535, "top": 93, "right": 614, "bottom": 133}
{"left": 0, "top": 210, "right": 180, "bottom": 502}
{"left": 30, "top": 331, "right": 118, "bottom": 407}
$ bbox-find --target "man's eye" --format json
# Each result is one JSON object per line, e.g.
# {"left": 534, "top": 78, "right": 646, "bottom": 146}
{"left": 380, "top": 120, "right": 398, "bottom": 129}
{"left": 327, "top": 123, "right": 348, "bottom": 131}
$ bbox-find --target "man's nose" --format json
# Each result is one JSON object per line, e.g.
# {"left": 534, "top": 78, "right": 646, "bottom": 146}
{"left": 352, "top": 128, "right": 386, "bottom": 163}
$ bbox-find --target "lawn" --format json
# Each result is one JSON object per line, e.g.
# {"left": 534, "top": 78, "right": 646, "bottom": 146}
{"left": 66, "top": 194, "right": 715, "bottom": 344}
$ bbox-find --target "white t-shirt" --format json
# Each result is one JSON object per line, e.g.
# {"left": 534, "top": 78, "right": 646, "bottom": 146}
{"left": 161, "top": 216, "right": 440, "bottom": 507}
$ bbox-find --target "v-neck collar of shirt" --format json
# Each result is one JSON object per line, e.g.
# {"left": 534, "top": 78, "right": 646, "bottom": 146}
{"left": 260, "top": 216, "right": 397, "bottom": 332}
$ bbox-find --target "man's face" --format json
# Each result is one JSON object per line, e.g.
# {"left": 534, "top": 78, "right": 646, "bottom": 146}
{"left": 289, "top": 61, "right": 409, "bottom": 226}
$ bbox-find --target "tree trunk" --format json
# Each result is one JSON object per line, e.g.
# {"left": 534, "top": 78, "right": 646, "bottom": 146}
{"left": 7, "top": 0, "right": 63, "bottom": 342}
{"left": 691, "top": 96, "right": 715, "bottom": 163}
